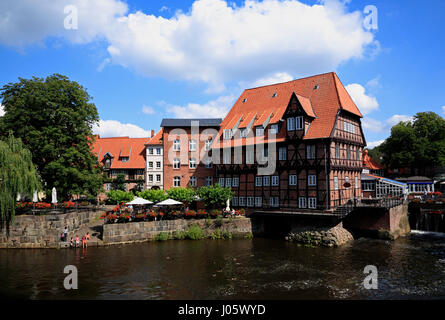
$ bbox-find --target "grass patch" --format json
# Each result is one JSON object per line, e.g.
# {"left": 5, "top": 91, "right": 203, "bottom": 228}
{"left": 155, "top": 232, "right": 169, "bottom": 241}
{"left": 185, "top": 225, "right": 205, "bottom": 240}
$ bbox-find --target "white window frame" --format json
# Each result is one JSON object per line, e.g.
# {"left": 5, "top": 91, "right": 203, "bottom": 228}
{"left": 189, "top": 158, "right": 197, "bottom": 169}
{"left": 173, "top": 139, "right": 180, "bottom": 151}
{"left": 232, "top": 177, "right": 239, "bottom": 187}
{"left": 205, "top": 139, "right": 212, "bottom": 151}
{"left": 289, "top": 175, "right": 297, "bottom": 186}
{"left": 173, "top": 176, "right": 181, "bottom": 187}
{"left": 156, "top": 148, "right": 161, "bottom": 155}
{"left": 355, "top": 176, "right": 359, "bottom": 189}
{"left": 308, "top": 197, "right": 317, "bottom": 209}
{"left": 247, "top": 197, "right": 254, "bottom": 207}
{"left": 255, "top": 176, "right": 262, "bottom": 187}
{"left": 287, "top": 117, "right": 295, "bottom": 131}
{"left": 149, "top": 174, "right": 153, "bottom": 182}
{"left": 173, "top": 158, "right": 180, "bottom": 169}
{"left": 308, "top": 175, "right": 317, "bottom": 186}
{"left": 218, "top": 177, "right": 225, "bottom": 187}
{"left": 298, "top": 197, "right": 307, "bottom": 209}
{"left": 306, "top": 145, "right": 315, "bottom": 159}
{"left": 239, "top": 197, "right": 245, "bottom": 206}
{"left": 334, "top": 176, "right": 339, "bottom": 190}
{"left": 279, "top": 147, "right": 287, "bottom": 161}
{"left": 295, "top": 116, "right": 303, "bottom": 130}
{"left": 226, "top": 177, "right": 232, "bottom": 187}
{"left": 156, "top": 161, "right": 161, "bottom": 169}
{"left": 205, "top": 176, "right": 213, "bottom": 186}
{"left": 156, "top": 174, "right": 161, "bottom": 182}
{"left": 272, "top": 175, "right": 279, "bottom": 186}
{"left": 189, "top": 139, "right": 197, "bottom": 151}
{"left": 255, "top": 197, "right": 262, "bottom": 207}
{"left": 232, "top": 197, "right": 238, "bottom": 206}
{"left": 148, "top": 161, "right": 153, "bottom": 169}
{"left": 269, "top": 124, "right": 279, "bottom": 134}
{"left": 189, "top": 176, "right": 197, "bottom": 187}
{"left": 223, "top": 129, "right": 232, "bottom": 140}
{"left": 263, "top": 176, "right": 270, "bottom": 186}
{"left": 270, "top": 196, "right": 279, "bottom": 207}
{"left": 256, "top": 127, "right": 264, "bottom": 136}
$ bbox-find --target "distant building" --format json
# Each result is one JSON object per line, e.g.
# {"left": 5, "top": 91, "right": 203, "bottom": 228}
{"left": 161, "top": 118, "right": 222, "bottom": 189}
{"left": 92, "top": 136, "right": 148, "bottom": 196}
{"left": 361, "top": 173, "right": 407, "bottom": 198}
{"left": 145, "top": 129, "right": 164, "bottom": 189}
{"left": 362, "top": 149, "right": 384, "bottom": 176}
{"left": 395, "top": 176, "right": 435, "bottom": 193}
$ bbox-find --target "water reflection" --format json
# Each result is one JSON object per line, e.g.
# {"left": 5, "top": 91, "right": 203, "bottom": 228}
{"left": 0, "top": 234, "right": 444, "bottom": 299}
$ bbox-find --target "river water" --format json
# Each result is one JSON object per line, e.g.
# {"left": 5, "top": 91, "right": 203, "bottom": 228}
{"left": 1, "top": 231, "right": 445, "bottom": 300}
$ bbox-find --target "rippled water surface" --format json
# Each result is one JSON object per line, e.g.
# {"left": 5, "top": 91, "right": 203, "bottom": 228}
{"left": 1, "top": 232, "right": 445, "bottom": 299}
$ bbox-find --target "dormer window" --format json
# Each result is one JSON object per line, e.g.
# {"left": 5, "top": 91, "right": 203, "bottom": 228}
{"left": 242, "top": 98, "right": 247, "bottom": 103}
{"left": 120, "top": 157, "right": 129, "bottom": 162}
{"left": 104, "top": 159, "right": 111, "bottom": 169}
{"left": 272, "top": 93, "right": 277, "bottom": 98}
{"left": 269, "top": 124, "right": 279, "bottom": 134}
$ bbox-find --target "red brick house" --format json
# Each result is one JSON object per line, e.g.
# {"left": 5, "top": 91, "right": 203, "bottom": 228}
{"left": 212, "top": 72, "right": 366, "bottom": 211}
{"left": 92, "top": 136, "right": 148, "bottom": 197}
{"left": 161, "top": 119, "right": 222, "bottom": 189}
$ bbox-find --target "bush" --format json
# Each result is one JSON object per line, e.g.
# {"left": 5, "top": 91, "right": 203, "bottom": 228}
{"left": 214, "top": 215, "right": 223, "bottom": 228}
{"left": 174, "top": 230, "right": 186, "bottom": 240}
{"left": 167, "top": 187, "right": 196, "bottom": 204}
{"left": 137, "top": 189, "right": 168, "bottom": 203}
{"left": 197, "top": 185, "right": 234, "bottom": 208}
{"left": 106, "top": 190, "right": 134, "bottom": 204}
{"left": 222, "top": 230, "right": 232, "bottom": 239}
{"left": 156, "top": 232, "right": 169, "bottom": 241}
{"left": 210, "top": 229, "right": 222, "bottom": 239}
{"left": 185, "top": 225, "right": 205, "bottom": 240}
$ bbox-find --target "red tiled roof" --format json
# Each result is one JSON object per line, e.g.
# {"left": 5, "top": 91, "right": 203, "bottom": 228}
{"left": 147, "top": 128, "right": 163, "bottom": 145}
{"left": 363, "top": 150, "right": 384, "bottom": 170}
{"left": 92, "top": 136, "right": 148, "bottom": 169}
{"left": 213, "top": 72, "right": 362, "bottom": 148}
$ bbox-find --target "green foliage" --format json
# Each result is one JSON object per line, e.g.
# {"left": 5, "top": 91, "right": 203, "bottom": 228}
{"left": 244, "top": 232, "right": 253, "bottom": 239}
{"left": 185, "top": 224, "right": 205, "bottom": 240}
{"left": 112, "top": 173, "right": 127, "bottom": 191}
{"left": 0, "top": 74, "right": 103, "bottom": 200}
{"left": 0, "top": 133, "right": 41, "bottom": 225}
{"left": 197, "top": 185, "right": 234, "bottom": 208}
{"left": 134, "top": 177, "right": 144, "bottom": 193}
{"left": 167, "top": 187, "right": 196, "bottom": 204}
{"left": 155, "top": 232, "right": 169, "bottom": 241}
{"left": 173, "top": 230, "right": 186, "bottom": 240}
{"left": 137, "top": 189, "right": 168, "bottom": 203}
{"left": 214, "top": 215, "right": 223, "bottom": 228}
{"left": 210, "top": 229, "right": 222, "bottom": 239}
{"left": 105, "top": 190, "right": 134, "bottom": 204}
{"left": 222, "top": 230, "right": 232, "bottom": 239}
{"left": 380, "top": 112, "right": 445, "bottom": 174}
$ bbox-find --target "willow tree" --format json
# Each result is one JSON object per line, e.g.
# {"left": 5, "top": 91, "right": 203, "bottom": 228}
{"left": 0, "top": 133, "right": 41, "bottom": 227}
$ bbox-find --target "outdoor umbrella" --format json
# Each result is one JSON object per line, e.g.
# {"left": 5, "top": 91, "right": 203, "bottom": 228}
{"left": 32, "top": 191, "right": 38, "bottom": 203}
{"left": 51, "top": 187, "right": 57, "bottom": 204}
{"left": 226, "top": 198, "right": 231, "bottom": 212}
{"left": 155, "top": 198, "right": 183, "bottom": 206}
{"left": 126, "top": 197, "right": 153, "bottom": 205}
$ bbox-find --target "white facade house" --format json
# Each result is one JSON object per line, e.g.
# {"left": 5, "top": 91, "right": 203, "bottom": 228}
{"left": 145, "top": 129, "right": 164, "bottom": 189}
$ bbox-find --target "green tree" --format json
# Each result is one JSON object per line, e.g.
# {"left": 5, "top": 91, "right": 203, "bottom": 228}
{"left": 380, "top": 112, "right": 445, "bottom": 175}
{"left": 105, "top": 190, "right": 134, "bottom": 204}
{"left": 133, "top": 177, "right": 144, "bottom": 193}
{"left": 0, "top": 74, "right": 103, "bottom": 200}
{"left": 197, "top": 185, "right": 234, "bottom": 209}
{"left": 167, "top": 187, "right": 196, "bottom": 204}
{"left": 0, "top": 133, "right": 41, "bottom": 226}
{"left": 112, "top": 173, "right": 127, "bottom": 191}
{"left": 137, "top": 189, "right": 168, "bottom": 203}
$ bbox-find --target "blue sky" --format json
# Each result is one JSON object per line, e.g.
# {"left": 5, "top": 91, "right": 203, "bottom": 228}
{"left": 0, "top": 0, "right": 444, "bottom": 147}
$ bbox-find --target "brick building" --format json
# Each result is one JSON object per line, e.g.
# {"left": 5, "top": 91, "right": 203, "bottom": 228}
{"left": 92, "top": 136, "right": 148, "bottom": 196}
{"left": 160, "top": 118, "right": 222, "bottom": 189}
{"left": 211, "top": 72, "right": 366, "bottom": 211}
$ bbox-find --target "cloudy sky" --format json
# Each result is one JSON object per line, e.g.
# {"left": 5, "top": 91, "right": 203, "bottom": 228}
{"left": 0, "top": 0, "right": 444, "bottom": 147}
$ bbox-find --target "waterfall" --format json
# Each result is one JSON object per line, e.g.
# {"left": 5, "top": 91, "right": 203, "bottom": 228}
{"left": 409, "top": 208, "right": 445, "bottom": 233}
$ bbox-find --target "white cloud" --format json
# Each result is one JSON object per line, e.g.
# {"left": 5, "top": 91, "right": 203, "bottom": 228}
{"left": 0, "top": 104, "right": 4, "bottom": 117}
{"left": 362, "top": 114, "right": 413, "bottom": 134}
{"left": 0, "top": 0, "right": 376, "bottom": 88}
{"left": 167, "top": 94, "right": 236, "bottom": 118}
{"left": 247, "top": 72, "right": 294, "bottom": 88}
{"left": 159, "top": 6, "right": 170, "bottom": 13}
{"left": 345, "top": 83, "right": 379, "bottom": 115}
{"left": 92, "top": 119, "right": 150, "bottom": 138}
{"left": 442, "top": 106, "right": 445, "bottom": 116}
{"left": 362, "top": 117, "right": 384, "bottom": 133}
{"left": 142, "top": 105, "right": 155, "bottom": 115}
{"left": 0, "top": 0, "right": 128, "bottom": 47}
{"left": 367, "top": 140, "right": 384, "bottom": 148}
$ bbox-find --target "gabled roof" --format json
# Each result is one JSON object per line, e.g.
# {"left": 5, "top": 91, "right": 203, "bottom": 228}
{"left": 92, "top": 136, "right": 148, "bottom": 169}
{"left": 147, "top": 128, "right": 163, "bottom": 145}
{"left": 363, "top": 150, "right": 384, "bottom": 170}
{"left": 161, "top": 118, "right": 222, "bottom": 127}
{"left": 213, "top": 72, "right": 363, "bottom": 148}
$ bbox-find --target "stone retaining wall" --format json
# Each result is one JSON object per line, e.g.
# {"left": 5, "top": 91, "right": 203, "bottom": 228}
{"left": 0, "top": 207, "right": 109, "bottom": 248}
{"left": 103, "top": 217, "right": 253, "bottom": 244}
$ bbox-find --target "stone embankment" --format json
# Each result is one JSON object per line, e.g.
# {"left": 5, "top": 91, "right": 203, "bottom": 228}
{"left": 0, "top": 207, "right": 111, "bottom": 248}
{"left": 285, "top": 222, "right": 354, "bottom": 247}
{"left": 103, "top": 217, "right": 253, "bottom": 244}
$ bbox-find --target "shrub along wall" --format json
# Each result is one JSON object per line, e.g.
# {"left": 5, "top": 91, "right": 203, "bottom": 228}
{"left": 102, "top": 217, "right": 253, "bottom": 244}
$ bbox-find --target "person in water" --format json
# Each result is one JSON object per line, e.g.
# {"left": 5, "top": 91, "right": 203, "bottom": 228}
{"left": 70, "top": 237, "right": 74, "bottom": 247}
{"left": 75, "top": 235, "right": 80, "bottom": 247}
{"left": 82, "top": 235, "right": 87, "bottom": 248}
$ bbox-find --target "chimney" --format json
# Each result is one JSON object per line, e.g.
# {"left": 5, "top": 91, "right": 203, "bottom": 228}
{"left": 151, "top": 129, "right": 155, "bottom": 138}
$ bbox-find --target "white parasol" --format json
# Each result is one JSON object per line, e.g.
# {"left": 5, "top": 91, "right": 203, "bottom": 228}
{"left": 51, "top": 187, "right": 57, "bottom": 204}
{"left": 126, "top": 197, "right": 153, "bottom": 205}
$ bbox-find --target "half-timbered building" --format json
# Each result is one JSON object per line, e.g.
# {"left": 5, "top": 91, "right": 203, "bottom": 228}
{"left": 212, "top": 72, "right": 366, "bottom": 211}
